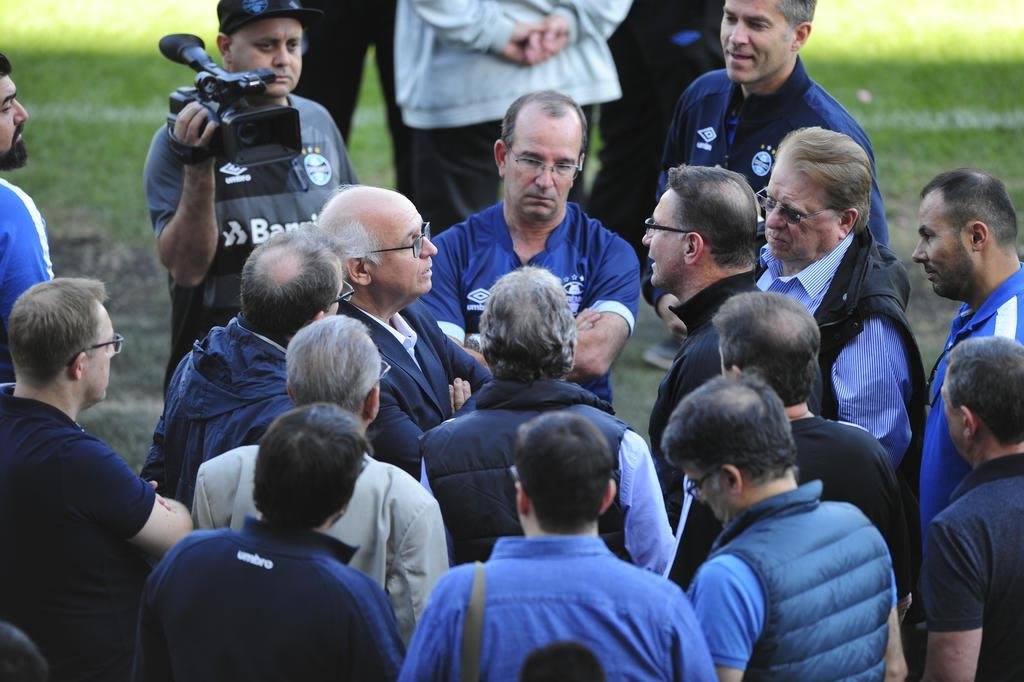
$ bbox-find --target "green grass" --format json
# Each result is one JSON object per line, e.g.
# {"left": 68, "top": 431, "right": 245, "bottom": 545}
{"left": 3, "top": 0, "right": 1023, "bottom": 455}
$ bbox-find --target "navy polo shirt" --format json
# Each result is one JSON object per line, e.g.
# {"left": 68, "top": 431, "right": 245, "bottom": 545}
{"left": 135, "top": 517, "right": 405, "bottom": 681}
{"left": 425, "top": 201, "right": 639, "bottom": 403}
{"left": 0, "top": 385, "right": 155, "bottom": 682}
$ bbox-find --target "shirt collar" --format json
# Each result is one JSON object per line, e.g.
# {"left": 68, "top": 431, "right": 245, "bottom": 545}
{"left": 949, "top": 452, "right": 1024, "bottom": 504}
{"left": 759, "top": 231, "right": 855, "bottom": 300}
{"left": 240, "top": 516, "right": 357, "bottom": 565}
{"left": 352, "top": 305, "right": 418, "bottom": 350}
{"left": 489, "top": 535, "right": 611, "bottom": 561}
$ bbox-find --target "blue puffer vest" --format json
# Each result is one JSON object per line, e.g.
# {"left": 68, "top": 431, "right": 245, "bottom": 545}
{"left": 421, "top": 379, "right": 629, "bottom": 565}
{"left": 709, "top": 481, "right": 892, "bottom": 681}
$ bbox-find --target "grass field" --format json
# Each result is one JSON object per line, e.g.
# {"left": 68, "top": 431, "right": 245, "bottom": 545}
{"left": 4, "top": 0, "right": 1023, "bottom": 466}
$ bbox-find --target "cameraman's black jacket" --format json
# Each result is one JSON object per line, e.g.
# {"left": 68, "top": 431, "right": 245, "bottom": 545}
{"left": 421, "top": 378, "right": 629, "bottom": 565}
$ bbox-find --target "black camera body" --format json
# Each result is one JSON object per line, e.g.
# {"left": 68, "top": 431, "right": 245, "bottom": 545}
{"left": 160, "top": 33, "right": 301, "bottom": 166}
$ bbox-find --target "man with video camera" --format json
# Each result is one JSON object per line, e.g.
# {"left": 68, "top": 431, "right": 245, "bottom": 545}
{"left": 144, "top": 0, "right": 357, "bottom": 389}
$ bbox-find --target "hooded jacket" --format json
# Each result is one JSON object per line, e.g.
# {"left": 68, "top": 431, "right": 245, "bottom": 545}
{"left": 142, "top": 316, "right": 292, "bottom": 508}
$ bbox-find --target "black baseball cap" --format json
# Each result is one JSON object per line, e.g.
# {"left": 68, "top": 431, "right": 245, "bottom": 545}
{"left": 217, "top": 0, "right": 323, "bottom": 35}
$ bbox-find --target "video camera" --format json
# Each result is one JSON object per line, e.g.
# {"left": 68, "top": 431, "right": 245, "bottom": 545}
{"left": 159, "top": 33, "right": 301, "bottom": 166}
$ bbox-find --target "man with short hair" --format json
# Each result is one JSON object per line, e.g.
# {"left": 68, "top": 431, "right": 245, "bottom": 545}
{"left": 0, "top": 278, "right": 192, "bottom": 682}
{"left": 144, "top": 0, "right": 357, "bottom": 388}
{"left": 715, "top": 291, "right": 913, "bottom": 610}
{"left": 193, "top": 315, "right": 448, "bottom": 641}
{"left": 143, "top": 228, "right": 346, "bottom": 507}
{"left": 757, "top": 126, "right": 925, "bottom": 479}
{"left": 663, "top": 375, "right": 905, "bottom": 681}
{"left": 402, "top": 411, "right": 716, "bottom": 681}
{"left": 0, "top": 52, "right": 53, "bottom": 383}
{"left": 421, "top": 267, "right": 672, "bottom": 572}
{"left": 919, "top": 337, "right": 1024, "bottom": 681}
{"left": 319, "top": 185, "right": 489, "bottom": 478}
{"left": 912, "top": 168, "right": 1024, "bottom": 534}
{"left": 424, "top": 91, "right": 638, "bottom": 403}
{"left": 135, "top": 404, "right": 405, "bottom": 681}
{"left": 641, "top": 163, "right": 759, "bottom": 583}
{"left": 646, "top": 0, "right": 889, "bottom": 366}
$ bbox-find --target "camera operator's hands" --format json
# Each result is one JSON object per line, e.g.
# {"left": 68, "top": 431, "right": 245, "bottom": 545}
{"left": 171, "top": 101, "right": 218, "bottom": 150}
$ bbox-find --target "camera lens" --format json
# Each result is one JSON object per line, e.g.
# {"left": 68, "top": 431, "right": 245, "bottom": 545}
{"left": 236, "top": 122, "right": 260, "bottom": 146}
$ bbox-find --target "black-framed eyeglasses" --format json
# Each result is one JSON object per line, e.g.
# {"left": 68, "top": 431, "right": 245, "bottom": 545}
{"left": 644, "top": 217, "right": 701, "bottom": 236}
{"left": 66, "top": 332, "right": 125, "bottom": 366}
{"left": 368, "top": 222, "right": 431, "bottom": 259}
{"left": 332, "top": 280, "right": 355, "bottom": 306}
{"left": 755, "top": 188, "right": 832, "bottom": 226}
{"left": 378, "top": 359, "right": 391, "bottom": 382}
{"left": 684, "top": 469, "right": 717, "bottom": 500}
{"left": 511, "top": 152, "right": 582, "bottom": 180}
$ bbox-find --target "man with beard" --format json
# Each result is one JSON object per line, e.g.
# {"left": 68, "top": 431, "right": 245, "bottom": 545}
{"left": 0, "top": 52, "right": 53, "bottom": 383}
{"left": 912, "top": 169, "right": 1023, "bottom": 536}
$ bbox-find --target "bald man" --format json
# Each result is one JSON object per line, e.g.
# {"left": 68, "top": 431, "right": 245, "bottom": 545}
{"left": 319, "top": 186, "right": 490, "bottom": 478}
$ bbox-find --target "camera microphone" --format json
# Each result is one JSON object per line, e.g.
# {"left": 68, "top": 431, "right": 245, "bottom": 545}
{"left": 159, "top": 34, "right": 219, "bottom": 73}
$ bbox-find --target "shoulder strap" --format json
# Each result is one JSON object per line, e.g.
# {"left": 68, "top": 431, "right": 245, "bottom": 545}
{"left": 460, "top": 561, "right": 487, "bottom": 682}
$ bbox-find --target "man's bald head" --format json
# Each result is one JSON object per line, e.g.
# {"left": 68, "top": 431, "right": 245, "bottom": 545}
{"left": 240, "top": 227, "right": 341, "bottom": 338}
{"left": 319, "top": 185, "right": 419, "bottom": 263}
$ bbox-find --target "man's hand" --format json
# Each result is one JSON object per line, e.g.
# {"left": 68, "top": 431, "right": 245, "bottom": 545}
{"left": 501, "top": 22, "right": 544, "bottom": 65}
{"left": 171, "top": 101, "right": 218, "bottom": 149}
{"left": 575, "top": 308, "right": 602, "bottom": 333}
{"left": 449, "top": 377, "right": 472, "bottom": 413}
{"left": 656, "top": 294, "right": 687, "bottom": 340}
{"left": 534, "top": 14, "right": 570, "bottom": 60}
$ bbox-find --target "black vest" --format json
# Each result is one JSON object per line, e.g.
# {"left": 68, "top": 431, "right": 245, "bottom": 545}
{"left": 422, "top": 379, "right": 629, "bottom": 565}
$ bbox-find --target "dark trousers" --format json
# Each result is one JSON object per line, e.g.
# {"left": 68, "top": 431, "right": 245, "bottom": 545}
{"left": 411, "top": 108, "right": 592, "bottom": 234}
{"left": 293, "top": 0, "right": 413, "bottom": 197}
{"left": 586, "top": 0, "right": 724, "bottom": 265}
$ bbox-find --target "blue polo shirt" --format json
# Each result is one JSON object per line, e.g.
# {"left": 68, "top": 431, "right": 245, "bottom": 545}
{"left": 424, "top": 202, "right": 639, "bottom": 402}
{"left": 135, "top": 517, "right": 405, "bottom": 681}
{"left": 0, "top": 385, "right": 155, "bottom": 682}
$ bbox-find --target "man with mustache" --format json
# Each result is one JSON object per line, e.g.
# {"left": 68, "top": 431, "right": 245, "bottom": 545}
{"left": 0, "top": 52, "right": 53, "bottom": 383}
{"left": 423, "top": 90, "right": 639, "bottom": 404}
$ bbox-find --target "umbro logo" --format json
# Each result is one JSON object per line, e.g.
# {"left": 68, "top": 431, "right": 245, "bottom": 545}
{"left": 219, "top": 162, "right": 252, "bottom": 185}
{"left": 696, "top": 127, "right": 717, "bottom": 151}
{"left": 467, "top": 288, "right": 490, "bottom": 304}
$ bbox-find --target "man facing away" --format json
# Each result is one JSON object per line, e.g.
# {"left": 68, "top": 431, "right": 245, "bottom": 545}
{"left": 714, "top": 291, "right": 914, "bottom": 613}
{"left": 421, "top": 266, "right": 672, "bottom": 572}
{"left": 144, "top": 227, "right": 347, "bottom": 507}
{"left": 0, "top": 278, "right": 191, "bottom": 682}
{"left": 423, "top": 90, "right": 639, "bottom": 404}
{"left": 919, "top": 337, "right": 1024, "bottom": 682}
{"left": 193, "top": 315, "right": 448, "bottom": 642}
{"left": 911, "top": 168, "right": 1024, "bottom": 535}
{"left": 134, "top": 404, "right": 404, "bottom": 681}
{"left": 143, "top": 0, "right": 357, "bottom": 387}
{"left": 662, "top": 374, "right": 906, "bottom": 681}
{"left": 319, "top": 184, "right": 489, "bottom": 479}
{"left": 0, "top": 51, "right": 53, "bottom": 383}
{"left": 402, "top": 411, "right": 716, "bottom": 681}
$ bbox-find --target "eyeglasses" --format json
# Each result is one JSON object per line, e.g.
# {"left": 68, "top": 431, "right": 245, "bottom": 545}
{"left": 378, "top": 359, "right": 391, "bottom": 382}
{"left": 66, "top": 332, "right": 125, "bottom": 366}
{"left": 369, "top": 222, "right": 432, "bottom": 259}
{"left": 684, "top": 469, "right": 717, "bottom": 500}
{"left": 644, "top": 217, "right": 701, "bottom": 236}
{"left": 756, "top": 188, "right": 831, "bottom": 226}
{"left": 332, "top": 280, "right": 355, "bottom": 306}
{"left": 511, "top": 153, "right": 582, "bottom": 180}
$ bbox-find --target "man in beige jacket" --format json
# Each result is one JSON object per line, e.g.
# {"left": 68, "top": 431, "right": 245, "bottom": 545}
{"left": 192, "top": 314, "right": 448, "bottom": 641}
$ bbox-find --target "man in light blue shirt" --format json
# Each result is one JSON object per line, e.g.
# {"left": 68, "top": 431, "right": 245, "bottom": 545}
{"left": 755, "top": 126, "right": 925, "bottom": 476}
{"left": 402, "top": 410, "right": 715, "bottom": 682}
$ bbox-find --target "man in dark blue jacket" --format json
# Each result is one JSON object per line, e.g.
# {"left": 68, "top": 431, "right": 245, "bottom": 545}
{"left": 662, "top": 374, "right": 905, "bottom": 680}
{"left": 319, "top": 185, "right": 489, "bottom": 479}
{"left": 143, "top": 228, "right": 348, "bottom": 507}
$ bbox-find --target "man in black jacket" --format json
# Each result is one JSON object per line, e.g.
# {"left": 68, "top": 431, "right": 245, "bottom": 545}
{"left": 642, "top": 164, "right": 759, "bottom": 583}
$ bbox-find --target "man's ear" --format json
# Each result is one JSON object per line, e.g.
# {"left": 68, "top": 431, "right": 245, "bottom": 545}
{"left": 216, "top": 32, "right": 232, "bottom": 62}
{"left": 597, "top": 478, "right": 617, "bottom": 515}
{"left": 790, "top": 21, "right": 812, "bottom": 52}
{"left": 959, "top": 405, "right": 980, "bottom": 440}
{"left": 346, "top": 257, "right": 372, "bottom": 287}
{"left": 362, "top": 385, "right": 380, "bottom": 425}
{"left": 837, "top": 208, "right": 859, "bottom": 238}
{"left": 964, "top": 220, "right": 992, "bottom": 253}
{"left": 65, "top": 353, "right": 86, "bottom": 382}
{"left": 494, "top": 139, "right": 508, "bottom": 178}
{"left": 720, "top": 464, "right": 743, "bottom": 493}
{"left": 515, "top": 482, "right": 530, "bottom": 517}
